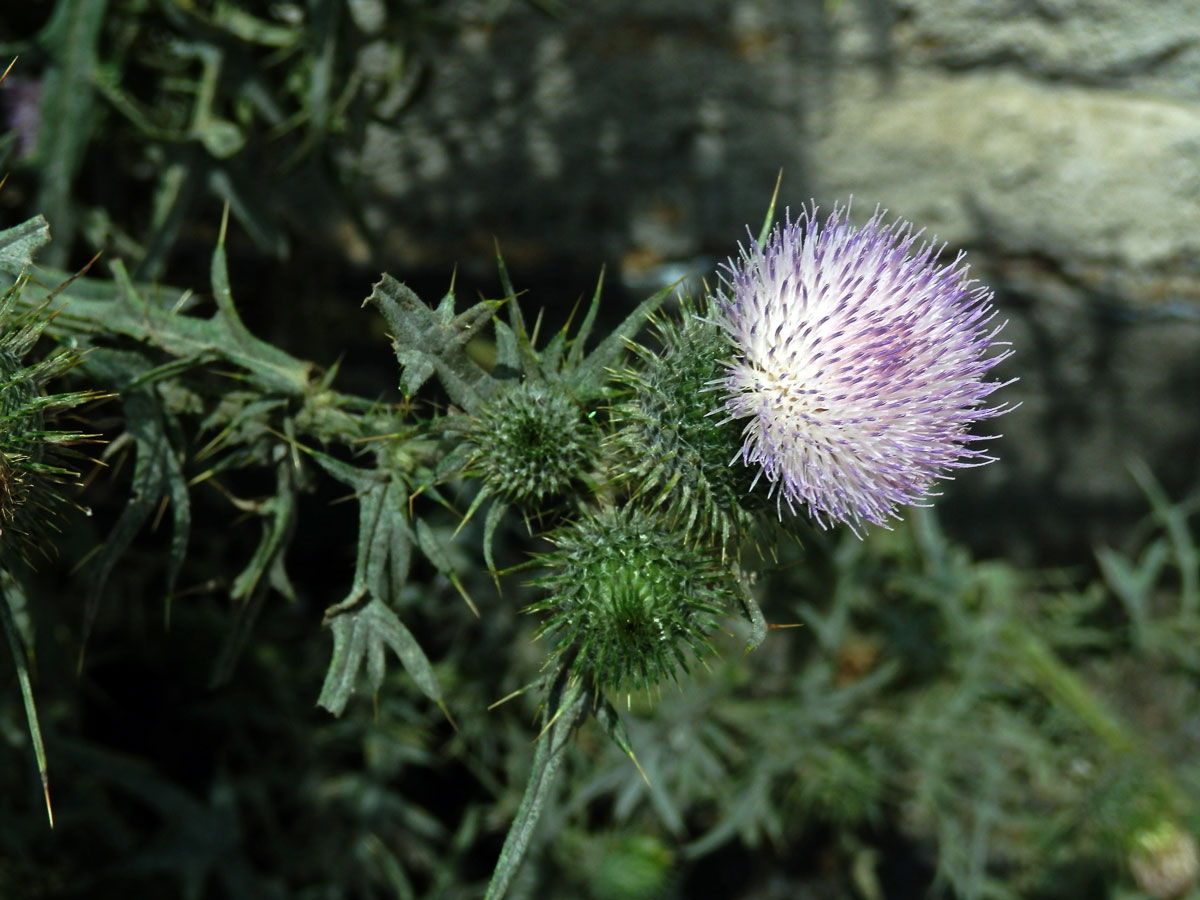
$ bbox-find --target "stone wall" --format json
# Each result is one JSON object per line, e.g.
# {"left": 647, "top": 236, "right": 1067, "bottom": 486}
{"left": 343, "top": 0, "right": 1200, "bottom": 560}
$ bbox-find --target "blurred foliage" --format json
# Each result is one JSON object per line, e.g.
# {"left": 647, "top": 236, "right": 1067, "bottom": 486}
{"left": 0, "top": 0, "right": 535, "bottom": 278}
{"left": 1, "top": 3, "right": 1199, "bottom": 900}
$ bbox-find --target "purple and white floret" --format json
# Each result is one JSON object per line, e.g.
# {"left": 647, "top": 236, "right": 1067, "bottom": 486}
{"left": 714, "top": 203, "right": 1014, "bottom": 534}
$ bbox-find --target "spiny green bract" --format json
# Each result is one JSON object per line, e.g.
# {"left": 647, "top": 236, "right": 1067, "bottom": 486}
{"left": 462, "top": 378, "right": 594, "bottom": 507}
{"left": 611, "top": 300, "right": 765, "bottom": 552}
{"left": 0, "top": 284, "right": 96, "bottom": 562}
{"left": 528, "top": 506, "right": 739, "bottom": 694}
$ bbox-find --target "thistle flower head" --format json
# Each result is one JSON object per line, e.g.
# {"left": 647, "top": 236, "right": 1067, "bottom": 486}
{"left": 715, "top": 203, "right": 1013, "bottom": 534}
{"left": 0, "top": 278, "right": 99, "bottom": 562}
{"left": 461, "top": 378, "right": 594, "bottom": 507}
{"left": 528, "top": 506, "right": 738, "bottom": 694}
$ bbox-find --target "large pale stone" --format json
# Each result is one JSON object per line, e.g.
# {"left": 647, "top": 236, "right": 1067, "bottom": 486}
{"left": 811, "top": 69, "right": 1200, "bottom": 307}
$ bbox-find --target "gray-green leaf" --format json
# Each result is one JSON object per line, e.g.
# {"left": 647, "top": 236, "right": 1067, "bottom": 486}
{"left": 0, "top": 216, "right": 51, "bottom": 276}
{"left": 365, "top": 275, "right": 498, "bottom": 412}
{"left": 317, "top": 598, "right": 443, "bottom": 716}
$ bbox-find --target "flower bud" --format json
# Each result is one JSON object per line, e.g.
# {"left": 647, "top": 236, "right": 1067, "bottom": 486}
{"left": 0, "top": 289, "right": 96, "bottom": 561}
{"left": 528, "top": 505, "right": 739, "bottom": 694}
{"left": 461, "top": 378, "right": 594, "bottom": 508}
{"left": 611, "top": 302, "right": 765, "bottom": 552}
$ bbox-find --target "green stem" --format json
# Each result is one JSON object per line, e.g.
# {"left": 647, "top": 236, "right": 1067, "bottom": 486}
{"left": 1009, "top": 626, "right": 1135, "bottom": 756}
{"left": 485, "top": 666, "right": 588, "bottom": 900}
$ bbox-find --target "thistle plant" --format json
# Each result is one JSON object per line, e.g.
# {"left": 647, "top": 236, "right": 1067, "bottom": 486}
{"left": 6, "top": 6, "right": 1195, "bottom": 896}
{"left": 474, "top": 200, "right": 1019, "bottom": 897}
{"left": 0, "top": 274, "right": 100, "bottom": 524}
{"left": 15, "top": 178, "right": 1194, "bottom": 900}
{"left": 0, "top": 300, "right": 94, "bottom": 559}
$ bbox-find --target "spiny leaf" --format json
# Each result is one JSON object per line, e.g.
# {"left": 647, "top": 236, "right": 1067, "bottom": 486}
{"left": 365, "top": 274, "right": 498, "bottom": 412}
{"left": 80, "top": 384, "right": 184, "bottom": 663}
{"left": 495, "top": 239, "right": 524, "bottom": 336}
{"left": 593, "top": 694, "right": 650, "bottom": 787}
{"left": 482, "top": 497, "right": 509, "bottom": 593}
{"left": 564, "top": 266, "right": 605, "bottom": 371}
{"left": 17, "top": 256, "right": 312, "bottom": 397}
{"left": 570, "top": 281, "right": 676, "bottom": 401}
{"left": 317, "top": 597, "right": 444, "bottom": 717}
{"left": 491, "top": 318, "right": 522, "bottom": 379}
{"left": 210, "top": 210, "right": 305, "bottom": 394}
{"left": 228, "top": 462, "right": 296, "bottom": 602}
{"left": 353, "top": 477, "right": 412, "bottom": 604}
{"left": 1, "top": 577, "right": 52, "bottom": 826}
{"left": 0, "top": 216, "right": 51, "bottom": 276}
{"left": 210, "top": 459, "right": 298, "bottom": 687}
{"left": 538, "top": 327, "right": 567, "bottom": 374}
{"left": 415, "top": 518, "right": 478, "bottom": 616}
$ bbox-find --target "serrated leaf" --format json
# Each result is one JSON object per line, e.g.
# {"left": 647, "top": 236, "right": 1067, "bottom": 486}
{"left": 317, "top": 597, "right": 443, "bottom": 716}
{"left": 365, "top": 275, "right": 497, "bottom": 411}
{"left": 30, "top": 255, "right": 311, "bottom": 397}
{"left": 482, "top": 498, "right": 509, "bottom": 591}
{"left": 593, "top": 694, "right": 650, "bottom": 786}
{"left": 495, "top": 242, "right": 522, "bottom": 333}
{"left": 415, "top": 518, "right": 477, "bottom": 615}
{"left": 355, "top": 478, "right": 411, "bottom": 604}
{"left": 306, "top": 444, "right": 378, "bottom": 491}
{"left": 570, "top": 281, "right": 675, "bottom": 400}
{"left": 0, "top": 216, "right": 51, "bottom": 275}
{"left": 565, "top": 267, "right": 605, "bottom": 371}
{"left": 80, "top": 384, "right": 186, "bottom": 657}
{"left": 306, "top": 449, "right": 414, "bottom": 608}
{"left": 491, "top": 318, "right": 522, "bottom": 380}
{"left": 209, "top": 459, "right": 298, "bottom": 687}
{"left": 229, "top": 462, "right": 296, "bottom": 601}
{"left": 539, "top": 328, "right": 567, "bottom": 374}
{"left": 209, "top": 217, "right": 305, "bottom": 393}
{"left": 349, "top": 478, "right": 388, "bottom": 599}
